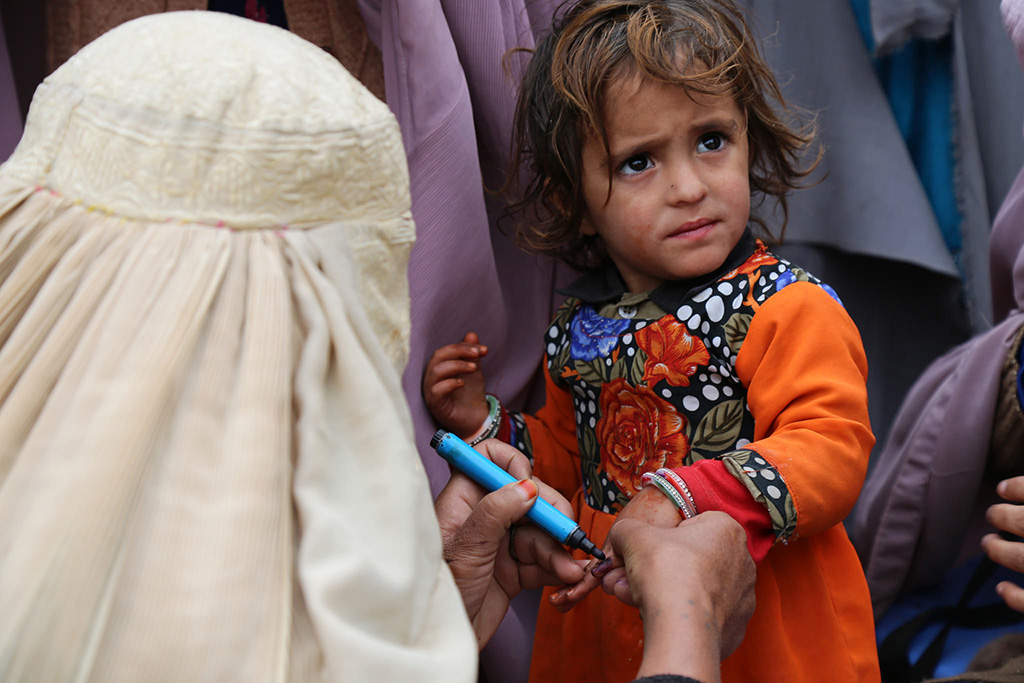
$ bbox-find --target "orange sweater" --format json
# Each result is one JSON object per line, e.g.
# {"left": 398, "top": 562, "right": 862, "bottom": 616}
{"left": 505, "top": 246, "right": 879, "bottom": 683}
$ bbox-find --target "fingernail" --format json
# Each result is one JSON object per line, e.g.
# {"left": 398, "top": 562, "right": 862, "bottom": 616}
{"left": 550, "top": 589, "right": 565, "bottom": 602}
{"left": 515, "top": 479, "right": 538, "bottom": 501}
{"left": 999, "top": 480, "right": 1009, "bottom": 497}
{"left": 591, "top": 558, "right": 612, "bottom": 577}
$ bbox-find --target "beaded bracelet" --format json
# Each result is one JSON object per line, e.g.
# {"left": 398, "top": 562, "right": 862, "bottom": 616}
{"left": 641, "top": 472, "right": 696, "bottom": 520}
{"left": 469, "top": 394, "right": 502, "bottom": 446}
{"left": 656, "top": 468, "right": 699, "bottom": 518}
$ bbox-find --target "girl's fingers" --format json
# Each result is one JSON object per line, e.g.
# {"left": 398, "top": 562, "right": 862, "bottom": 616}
{"left": 549, "top": 569, "right": 601, "bottom": 612}
{"left": 428, "top": 342, "right": 485, "bottom": 367}
{"left": 425, "top": 358, "right": 479, "bottom": 382}
{"left": 425, "top": 378, "right": 466, "bottom": 402}
{"left": 461, "top": 332, "right": 488, "bottom": 356}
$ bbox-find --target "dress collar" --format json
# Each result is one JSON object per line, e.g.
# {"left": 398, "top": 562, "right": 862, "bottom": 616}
{"left": 558, "top": 228, "right": 758, "bottom": 309}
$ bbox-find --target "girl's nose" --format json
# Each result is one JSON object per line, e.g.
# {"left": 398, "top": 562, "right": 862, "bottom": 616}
{"left": 666, "top": 162, "right": 708, "bottom": 204}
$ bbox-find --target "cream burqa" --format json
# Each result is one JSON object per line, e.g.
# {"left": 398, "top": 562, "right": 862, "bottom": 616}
{"left": 0, "top": 11, "right": 476, "bottom": 682}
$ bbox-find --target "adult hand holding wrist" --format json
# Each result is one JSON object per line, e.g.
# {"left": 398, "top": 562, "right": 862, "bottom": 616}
{"left": 608, "top": 512, "right": 755, "bottom": 682}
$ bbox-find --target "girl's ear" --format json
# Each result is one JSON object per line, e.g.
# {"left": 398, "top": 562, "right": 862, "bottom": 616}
{"left": 579, "top": 215, "right": 597, "bottom": 236}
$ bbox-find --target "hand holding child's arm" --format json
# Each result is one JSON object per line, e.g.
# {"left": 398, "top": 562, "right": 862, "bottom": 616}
{"left": 422, "top": 332, "right": 491, "bottom": 437}
{"left": 609, "top": 513, "right": 755, "bottom": 679}
{"left": 548, "top": 486, "right": 681, "bottom": 612}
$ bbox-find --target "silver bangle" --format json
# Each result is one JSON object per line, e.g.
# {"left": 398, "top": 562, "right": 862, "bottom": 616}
{"left": 643, "top": 473, "right": 695, "bottom": 520}
{"left": 658, "top": 468, "right": 699, "bottom": 517}
{"left": 469, "top": 394, "right": 502, "bottom": 446}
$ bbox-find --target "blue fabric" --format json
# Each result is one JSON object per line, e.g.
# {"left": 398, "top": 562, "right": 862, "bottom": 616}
{"left": 876, "top": 555, "right": 1024, "bottom": 677}
{"left": 850, "top": 0, "right": 961, "bottom": 262}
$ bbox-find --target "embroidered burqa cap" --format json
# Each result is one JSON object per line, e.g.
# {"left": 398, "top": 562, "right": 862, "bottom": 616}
{"left": 0, "top": 11, "right": 475, "bottom": 682}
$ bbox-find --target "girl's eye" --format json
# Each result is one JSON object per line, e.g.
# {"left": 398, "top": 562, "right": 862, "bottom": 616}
{"left": 619, "top": 154, "right": 653, "bottom": 175}
{"left": 697, "top": 133, "right": 725, "bottom": 153}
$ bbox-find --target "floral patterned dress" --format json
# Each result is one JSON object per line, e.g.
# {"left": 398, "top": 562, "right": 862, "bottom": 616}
{"left": 509, "top": 233, "right": 881, "bottom": 683}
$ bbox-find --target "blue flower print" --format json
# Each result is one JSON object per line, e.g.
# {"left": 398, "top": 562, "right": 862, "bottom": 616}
{"left": 570, "top": 306, "right": 631, "bottom": 361}
{"left": 819, "top": 283, "right": 844, "bottom": 307}
{"left": 775, "top": 270, "right": 844, "bottom": 307}
{"left": 775, "top": 271, "right": 798, "bottom": 291}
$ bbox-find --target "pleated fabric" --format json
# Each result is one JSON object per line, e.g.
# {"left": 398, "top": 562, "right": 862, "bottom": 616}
{"left": 0, "top": 11, "right": 476, "bottom": 683}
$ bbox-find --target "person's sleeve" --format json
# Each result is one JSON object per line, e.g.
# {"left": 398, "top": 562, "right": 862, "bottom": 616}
{"left": 675, "top": 281, "right": 873, "bottom": 544}
{"left": 669, "top": 459, "right": 774, "bottom": 563}
{"left": 498, "top": 359, "right": 582, "bottom": 502}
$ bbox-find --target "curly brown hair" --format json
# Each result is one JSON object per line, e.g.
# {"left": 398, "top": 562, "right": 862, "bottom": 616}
{"left": 506, "top": 0, "right": 820, "bottom": 272}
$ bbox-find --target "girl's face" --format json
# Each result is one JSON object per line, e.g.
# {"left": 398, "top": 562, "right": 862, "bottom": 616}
{"left": 579, "top": 74, "right": 751, "bottom": 293}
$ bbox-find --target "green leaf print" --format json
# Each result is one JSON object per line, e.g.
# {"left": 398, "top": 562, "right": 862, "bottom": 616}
{"left": 629, "top": 348, "right": 648, "bottom": 385}
{"left": 580, "top": 422, "right": 598, "bottom": 461}
{"left": 691, "top": 399, "right": 745, "bottom": 452}
{"left": 724, "top": 313, "right": 751, "bottom": 354}
{"left": 575, "top": 358, "right": 607, "bottom": 385}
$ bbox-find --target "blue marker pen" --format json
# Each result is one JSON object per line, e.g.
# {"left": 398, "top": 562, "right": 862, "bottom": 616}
{"left": 431, "top": 429, "right": 606, "bottom": 560}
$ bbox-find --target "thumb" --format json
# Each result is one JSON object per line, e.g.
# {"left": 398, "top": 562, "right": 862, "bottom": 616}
{"left": 457, "top": 480, "right": 538, "bottom": 553}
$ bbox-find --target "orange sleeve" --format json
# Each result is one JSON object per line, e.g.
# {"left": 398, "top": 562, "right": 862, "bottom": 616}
{"left": 513, "top": 357, "right": 583, "bottom": 503}
{"left": 734, "top": 281, "right": 874, "bottom": 539}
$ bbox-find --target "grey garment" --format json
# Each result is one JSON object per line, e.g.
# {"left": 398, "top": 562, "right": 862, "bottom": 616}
{"left": 741, "top": 0, "right": 958, "bottom": 277}
{"left": 742, "top": 0, "right": 1024, "bottom": 332}
{"left": 850, "top": 0, "right": 1024, "bottom": 619}
{"left": 851, "top": 163, "right": 1024, "bottom": 619}
{"left": 868, "top": 0, "right": 1024, "bottom": 329}
{"left": 0, "top": 14, "right": 22, "bottom": 162}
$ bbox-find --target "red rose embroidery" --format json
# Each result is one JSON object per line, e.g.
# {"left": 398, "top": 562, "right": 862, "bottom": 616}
{"left": 634, "top": 315, "right": 710, "bottom": 387}
{"left": 596, "top": 378, "right": 689, "bottom": 495}
{"left": 724, "top": 242, "right": 778, "bottom": 279}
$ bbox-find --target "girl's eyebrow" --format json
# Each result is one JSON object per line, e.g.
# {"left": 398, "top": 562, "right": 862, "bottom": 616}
{"left": 607, "top": 116, "right": 742, "bottom": 163}
{"left": 691, "top": 117, "right": 742, "bottom": 134}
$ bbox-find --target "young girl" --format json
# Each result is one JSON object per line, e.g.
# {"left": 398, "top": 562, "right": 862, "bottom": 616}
{"left": 423, "top": 1, "right": 880, "bottom": 680}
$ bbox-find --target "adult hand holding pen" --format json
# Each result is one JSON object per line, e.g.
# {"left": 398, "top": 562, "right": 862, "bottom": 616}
{"left": 434, "top": 439, "right": 586, "bottom": 648}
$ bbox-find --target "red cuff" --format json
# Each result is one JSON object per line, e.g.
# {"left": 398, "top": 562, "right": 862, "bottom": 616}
{"left": 496, "top": 404, "right": 512, "bottom": 443}
{"left": 670, "top": 459, "right": 775, "bottom": 563}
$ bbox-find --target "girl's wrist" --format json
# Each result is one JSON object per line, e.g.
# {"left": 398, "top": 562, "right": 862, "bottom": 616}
{"left": 464, "top": 395, "right": 502, "bottom": 445}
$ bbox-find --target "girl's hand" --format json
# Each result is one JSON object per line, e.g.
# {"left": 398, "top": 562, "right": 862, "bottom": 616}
{"left": 422, "top": 332, "right": 490, "bottom": 437}
{"left": 548, "top": 486, "right": 682, "bottom": 612}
